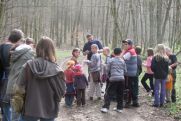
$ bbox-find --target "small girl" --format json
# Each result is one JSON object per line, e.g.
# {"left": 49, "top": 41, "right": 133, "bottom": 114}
{"left": 73, "top": 64, "right": 88, "bottom": 107}
{"left": 64, "top": 60, "right": 76, "bottom": 107}
{"left": 141, "top": 48, "right": 154, "bottom": 96}
{"left": 166, "top": 68, "right": 173, "bottom": 103}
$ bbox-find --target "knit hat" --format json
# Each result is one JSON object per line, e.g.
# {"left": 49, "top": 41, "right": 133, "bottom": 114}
{"left": 66, "top": 60, "right": 75, "bottom": 69}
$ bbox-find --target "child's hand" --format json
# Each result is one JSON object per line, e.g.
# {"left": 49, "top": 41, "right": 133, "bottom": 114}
{"left": 83, "top": 60, "right": 90, "bottom": 63}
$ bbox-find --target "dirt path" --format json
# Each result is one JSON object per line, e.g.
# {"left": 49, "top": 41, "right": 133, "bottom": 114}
{"left": 56, "top": 56, "right": 176, "bottom": 121}
{"left": 56, "top": 87, "right": 175, "bottom": 121}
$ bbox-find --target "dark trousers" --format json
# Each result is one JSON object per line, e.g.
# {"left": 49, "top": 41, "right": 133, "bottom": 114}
{"left": 76, "top": 89, "right": 86, "bottom": 106}
{"left": 141, "top": 73, "right": 154, "bottom": 92}
{"left": 65, "top": 95, "right": 74, "bottom": 107}
{"left": 103, "top": 81, "right": 125, "bottom": 110}
{"left": 171, "top": 71, "right": 176, "bottom": 102}
{"left": 125, "top": 76, "right": 139, "bottom": 104}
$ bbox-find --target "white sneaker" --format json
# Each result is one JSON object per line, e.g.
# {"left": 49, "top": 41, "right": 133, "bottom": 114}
{"left": 113, "top": 107, "right": 123, "bottom": 113}
{"left": 101, "top": 108, "right": 108, "bottom": 113}
{"left": 113, "top": 107, "right": 117, "bottom": 111}
{"left": 117, "top": 109, "right": 123, "bottom": 113}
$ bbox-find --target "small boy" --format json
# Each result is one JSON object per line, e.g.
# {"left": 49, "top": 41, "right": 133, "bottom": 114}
{"left": 133, "top": 46, "right": 142, "bottom": 107}
{"left": 102, "top": 47, "right": 111, "bottom": 89}
{"left": 166, "top": 68, "right": 173, "bottom": 103}
{"left": 103, "top": 47, "right": 111, "bottom": 64}
{"left": 101, "top": 48, "right": 127, "bottom": 113}
{"left": 84, "top": 44, "right": 102, "bottom": 100}
{"left": 135, "top": 46, "right": 142, "bottom": 76}
{"left": 71, "top": 48, "right": 80, "bottom": 65}
{"left": 64, "top": 60, "right": 76, "bottom": 107}
{"left": 73, "top": 64, "right": 88, "bottom": 107}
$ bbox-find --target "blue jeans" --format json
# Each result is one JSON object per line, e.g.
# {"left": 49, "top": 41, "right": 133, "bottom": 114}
{"left": 12, "top": 108, "right": 23, "bottom": 121}
{"left": 65, "top": 95, "right": 74, "bottom": 107}
{"left": 22, "top": 116, "right": 54, "bottom": 121}
{"left": 154, "top": 79, "right": 166, "bottom": 105}
{"left": 2, "top": 103, "right": 11, "bottom": 121}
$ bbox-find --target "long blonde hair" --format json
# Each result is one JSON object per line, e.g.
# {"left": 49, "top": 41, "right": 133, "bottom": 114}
{"left": 154, "top": 44, "right": 168, "bottom": 61}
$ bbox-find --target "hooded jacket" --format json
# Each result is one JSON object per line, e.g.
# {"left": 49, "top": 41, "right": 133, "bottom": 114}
{"left": 6, "top": 48, "right": 34, "bottom": 96}
{"left": 151, "top": 55, "right": 169, "bottom": 79}
{"left": 16, "top": 57, "right": 65, "bottom": 118}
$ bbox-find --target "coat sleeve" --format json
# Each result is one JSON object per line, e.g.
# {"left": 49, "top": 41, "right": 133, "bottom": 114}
{"left": 87, "top": 55, "right": 97, "bottom": 67}
{"left": 151, "top": 58, "right": 156, "bottom": 73}
{"left": 12, "top": 64, "right": 28, "bottom": 113}
{"left": 84, "top": 75, "right": 88, "bottom": 86}
{"left": 73, "top": 77, "right": 77, "bottom": 88}
{"left": 14, "top": 63, "right": 28, "bottom": 95}
{"left": 49, "top": 72, "right": 66, "bottom": 102}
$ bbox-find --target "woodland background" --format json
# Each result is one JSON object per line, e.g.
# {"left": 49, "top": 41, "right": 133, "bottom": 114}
{"left": 0, "top": 0, "right": 180, "bottom": 52}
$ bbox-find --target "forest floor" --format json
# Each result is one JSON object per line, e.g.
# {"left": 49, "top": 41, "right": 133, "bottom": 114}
{"left": 56, "top": 55, "right": 180, "bottom": 121}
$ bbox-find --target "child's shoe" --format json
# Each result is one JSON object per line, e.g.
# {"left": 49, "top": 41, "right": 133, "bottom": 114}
{"left": 101, "top": 108, "right": 108, "bottom": 113}
{"left": 113, "top": 107, "right": 123, "bottom": 113}
{"left": 132, "top": 103, "right": 140, "bottom": 107}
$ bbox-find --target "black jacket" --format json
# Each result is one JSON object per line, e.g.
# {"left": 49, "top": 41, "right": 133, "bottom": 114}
{"left": 151, "top": 55, "right": 169, "bottom": 79}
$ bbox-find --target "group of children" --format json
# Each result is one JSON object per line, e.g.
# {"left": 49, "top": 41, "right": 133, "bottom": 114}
{"left": 63, "top": 39, "right": 178, "bottom": 113}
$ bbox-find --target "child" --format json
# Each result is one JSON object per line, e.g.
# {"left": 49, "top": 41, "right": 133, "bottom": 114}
{"left": 135, "top": 46, "right": 142, "bottom": 76}
{"left": 101, "top": 48, "right": 127, "bottom": 113}
{"left": 84, "top": 44, "right": 102, "bottom": 100}
{"left": 71, "top": 48, "right": 80, "bottom": 65}
{"left": 64, "top": 60, "right": 76, "bottom": 107}
{"left": 103, "top": 47, "right": 112, "bottom": 64}
{"left": 102, "top": 47, "right": 111, "bottom": 87}
{"left": 73, "top": 64, "right": 88, "bottom": 107}
{"left": 141, "top": 48, "right": 154, "bottom": 96}
{"left": 166, "top": 68, "right": 173, "bottom": 103}
{"left": 151, "top": 44, "right": 169, "bottom": 107}
{"left": 121, "top": 39, "right": 138, "bottom": 107}
{"left": 133, "top": 46, "right": 142, "bottom": 107}
{"left": 165, "top": 47, "right": 178, "bottom": 103}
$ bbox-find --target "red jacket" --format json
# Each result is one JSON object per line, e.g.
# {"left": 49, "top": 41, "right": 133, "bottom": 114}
{"left": 64, "top": 69, "right": 74, "bottom": 83}
{"left": 124, "top": 48, "right": 137, "bottom": 56}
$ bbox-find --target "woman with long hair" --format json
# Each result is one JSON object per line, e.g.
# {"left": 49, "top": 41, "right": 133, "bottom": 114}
{"left": 151, "top": 44, "right": 169, "bottom": 107}
{"left": 14, "top": 36, "right": 65, "bottom": 121}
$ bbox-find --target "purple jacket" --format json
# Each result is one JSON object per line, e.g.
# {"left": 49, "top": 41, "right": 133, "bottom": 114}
{"left": 74, "top": 74, "right": 88, "bottom": 89}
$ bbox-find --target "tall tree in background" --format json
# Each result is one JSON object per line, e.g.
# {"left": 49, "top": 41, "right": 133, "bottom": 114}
{"left": 0, "top": 0, "right": 180, "bottom": 52}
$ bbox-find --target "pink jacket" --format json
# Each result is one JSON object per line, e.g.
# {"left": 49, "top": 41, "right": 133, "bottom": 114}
{"left": 143, "top": 56, "right": 153, "bottom": 74}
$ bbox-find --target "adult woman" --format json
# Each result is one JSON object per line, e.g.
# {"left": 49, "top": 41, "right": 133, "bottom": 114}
{"left": 151, "top": 44, "right": 169, "bottom": 107}
{"left": 15, "top": 36, "right": 65, "bottom": 121}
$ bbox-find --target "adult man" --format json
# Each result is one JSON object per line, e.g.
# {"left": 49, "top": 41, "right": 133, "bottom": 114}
{"left": 7, "top": 35, "right": 34, "bottom": 121}
{"left": 121, "top": 39, "right": 139, "bottom": 107}
{"left": 0, "top": 40, "right": 12, "bottom": 121}
{"left": 83, "top": 34, "right": 103, "bottom": 60}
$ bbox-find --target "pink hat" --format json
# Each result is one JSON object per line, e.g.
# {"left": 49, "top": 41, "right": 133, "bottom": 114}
{"left": 73, "top": 64, "right": 82, "bottom": 71}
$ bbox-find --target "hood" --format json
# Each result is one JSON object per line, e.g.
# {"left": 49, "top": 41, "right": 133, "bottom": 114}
{"left": 27, "top": 57, "right": 63, "bottom": 79}
{"left": 11, "top": 48, "right": 34, "bottom": 62}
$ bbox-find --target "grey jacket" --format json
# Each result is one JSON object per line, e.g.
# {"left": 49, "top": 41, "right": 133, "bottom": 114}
{"left": 107, "top": 57, "right": 127, "bottom": 81}
{"left": 16, "top": 58, "right": 65, "bottom": 118}
{"left": 6, "top": 48, "right": 34, "bottom": 96}
{"left": 87, "top": 53, "right": 101, "bottom": 72}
